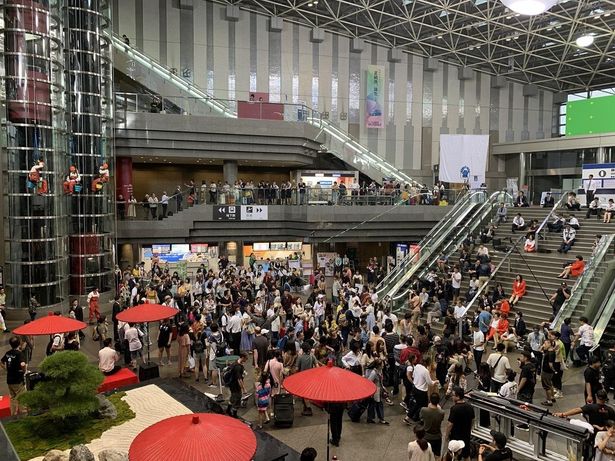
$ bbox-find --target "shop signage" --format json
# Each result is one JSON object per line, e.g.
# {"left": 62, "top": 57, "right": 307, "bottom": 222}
{"left": 214, "top": 205, "right": 239, "bottom": 221}
{"left": 240, "top": 205, "right": 268, "bottom": 221}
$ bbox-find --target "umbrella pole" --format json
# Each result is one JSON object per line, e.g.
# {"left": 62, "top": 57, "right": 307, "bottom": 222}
{"left": 146, "top": 322, "right": 151, "bottom": 364}
{"left": 326, "top": 411, "right": 330, "bottom": 461}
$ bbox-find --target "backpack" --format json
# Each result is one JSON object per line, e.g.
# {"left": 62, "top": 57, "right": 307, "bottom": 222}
{"left": 192, "top": 333, "right": 205, "bottom": 354}
{"left": 277, "top": 335, "right": 289, "bottom": 350}
{"left": 92, "top": 325, "right": 101, "bottom": 341}
{"left": 46, "top": 334, "right": 62, "bottom": 356}
{"left": 210, "top": 334, "right": 227, "bottom": 357}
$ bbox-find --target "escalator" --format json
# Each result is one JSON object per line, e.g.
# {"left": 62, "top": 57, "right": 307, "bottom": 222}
{"left": 109, "top": 32, "right": 418, "bottom": 186}
{"left": 386, "top": 191, "right": 511, "bottom": 311}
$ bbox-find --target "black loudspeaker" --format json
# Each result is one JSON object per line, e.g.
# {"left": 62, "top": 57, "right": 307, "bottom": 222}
{"left": 138, "top": 362, "right": 160, "bottom": 381}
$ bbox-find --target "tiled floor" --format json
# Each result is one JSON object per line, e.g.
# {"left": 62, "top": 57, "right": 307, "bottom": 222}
{"left": 0, "top": 326, "right": 589, "bottom": 461}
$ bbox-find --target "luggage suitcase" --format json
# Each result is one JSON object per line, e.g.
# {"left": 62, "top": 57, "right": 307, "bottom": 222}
{"left": 273, "top": 393, "right": 294, "bottom": 427}
{"left": 347, "top": 399, "right": 368, "bottom": 422}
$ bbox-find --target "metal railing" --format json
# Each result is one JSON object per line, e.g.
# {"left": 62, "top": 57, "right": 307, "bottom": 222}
{"left": 110, "top": 32, "right": 422, "bottom": 187}
{"left": 375, "top": 190, "right": 477, "bottom": 293}
{"left": 590, "top": 276, "right": 615, "bottom": 354}
{"left": 383, "top": 190, "right": 510, "bottom": 303}
{"left": 454, "top": 191, "right": 570, "bottom": 328}
{"left": 551, "top": 233, "right": 615, "bottom": 331}
{"left": 116, "top": 188, "right": 193, "bottom": 221}
{"left": 390, "top": 190, "right": 512, "bottom": 312}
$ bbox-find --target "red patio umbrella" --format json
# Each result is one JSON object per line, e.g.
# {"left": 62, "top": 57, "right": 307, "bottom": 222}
{"left": 129, "top": 413, "right": 257, "bottom": 461}
{"left": 115, "top": 304, "right": 178, "bottom": 323}
{"left": 283, "top": 360, "right": 377, "bottom": 458}
{"left": 116, "top": 304, "right": 178, "bottom": 363}
{"left": 13, "top": 312, "right": 87, "bottom": 336}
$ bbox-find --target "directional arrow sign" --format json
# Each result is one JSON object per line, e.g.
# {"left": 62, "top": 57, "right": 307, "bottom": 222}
{"left": 213, "top": 205, "right": 239, "bottom": 221}
{"left": 240, "top": 205, "right": 268, "bottom": 221}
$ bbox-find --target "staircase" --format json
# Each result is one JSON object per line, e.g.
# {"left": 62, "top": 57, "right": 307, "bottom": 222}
{"left": 471, "top": 207, "right": 611, "bottom": 329}
{"left": 109, "top": 32, "right": 417, "bottom": 186}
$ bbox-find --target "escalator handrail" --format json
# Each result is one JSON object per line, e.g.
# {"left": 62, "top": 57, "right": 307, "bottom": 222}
{"left": 590, "top": 276, "right": 615, "bottom": 354}
{"left": 384, "top": 190, "right": 510, "bottom": 300}
{"left": 109, "top": 33, "right": 236, "bottom": 118}
{"left": 390, "top": 191, "right": 506, "bottom": 308}
{"left": 375, "top": 190, "right": 477, "bottom": 291}
{"left": 551, "top": 233, "right": 615, "bottom": 331}
{"left": 456, "top": 190, "right": 570, "bottom": 321}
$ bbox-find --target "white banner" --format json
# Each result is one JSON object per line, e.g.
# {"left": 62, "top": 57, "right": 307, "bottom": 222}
{"left": 439, "top": 135, "right": 489, "bottom": 186}
{"left": 240, "top": 205, "right": 268, "bottom": 220}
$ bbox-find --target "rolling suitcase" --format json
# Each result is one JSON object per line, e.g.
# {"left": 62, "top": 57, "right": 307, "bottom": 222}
{"left": 347, "top": 398, "right": 368, "bottom": 422}
{"left": 273, "top": 393, "right": 294, "bottom": 427}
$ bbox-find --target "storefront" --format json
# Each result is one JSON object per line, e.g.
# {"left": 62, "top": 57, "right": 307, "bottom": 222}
{"left": 294, "top": 170, "right": 358, "bottom": 188}
{"left": 243, "top": 241, "right": 313, "bottom": 275}
{"left": 139, "top": 243, "right": 219, "bottom": 277}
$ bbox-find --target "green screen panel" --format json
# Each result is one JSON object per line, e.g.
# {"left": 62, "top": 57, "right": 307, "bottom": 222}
{"left": 566, "top": 95, "right": 615, "bottom": 136}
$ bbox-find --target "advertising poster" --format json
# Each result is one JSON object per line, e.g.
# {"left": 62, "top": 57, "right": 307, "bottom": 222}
{"left": 316, "top": 252, "right": 337, "bottom": 276}
{"left": 365, "top": 65, "right": 384, "bottom": 129}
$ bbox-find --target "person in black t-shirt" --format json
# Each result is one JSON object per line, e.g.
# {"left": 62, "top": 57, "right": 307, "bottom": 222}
{"left": 446, "top": 386, "right": 475, "bottom": 460}
{"left": 584, "top": 356, "right": 603, "bottom": 404}
{"left": 0, "top": 337, "right": 27, "bottom": 415}
{"left": 479, "top": 431, "right": 513, "bottom": 461}
{"left": 517, "top": 351, "right": 536, "bottom": 403}
{"left": 229, "top": 352, "right": 248, "bottom": 409}
{"left": 555, "top": 390, "right": 615, "bottom": 432}
{"left": 157, "top": 318, "right": 173, "bottom": 366}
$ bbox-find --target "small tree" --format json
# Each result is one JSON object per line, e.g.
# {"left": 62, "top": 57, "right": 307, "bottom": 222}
{"left": 19, "top": 351, "right": 104, "bottom": 432}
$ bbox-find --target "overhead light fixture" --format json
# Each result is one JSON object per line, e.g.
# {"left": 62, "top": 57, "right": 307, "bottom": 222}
{"left": 576, "top": 33, "right": 595, "bottom": 47}
{"left": 501, "top": 0, "right": 558, "bottom": 16}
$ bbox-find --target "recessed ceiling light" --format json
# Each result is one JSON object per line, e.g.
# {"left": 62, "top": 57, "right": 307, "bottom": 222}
{"left": 501, "top": 0, "right": 558, "bottom": 16}
{"left": 576, "top": 33, "right": 595, "bottom": 47}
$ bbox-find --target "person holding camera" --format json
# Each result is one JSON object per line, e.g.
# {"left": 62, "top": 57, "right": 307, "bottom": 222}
{"left": 478, "top": 431, "right": 512, "bottom": 461}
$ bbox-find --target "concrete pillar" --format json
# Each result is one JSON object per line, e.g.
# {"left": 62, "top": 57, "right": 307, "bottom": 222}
{"left": 597, "top": 147, "right": 607, "bottom": 164}
{"left": 116, "top": 156, "right": 133, "bottom": 200}
{"left": 519, "top": 152, "right": 527, "bottom": 190}
{"left": 223, "top": 160, "right": 238, "bottom": 184}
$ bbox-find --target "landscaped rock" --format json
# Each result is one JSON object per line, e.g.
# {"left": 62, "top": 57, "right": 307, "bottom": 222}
{"left": 43, "top": 450, "right": 69, "bottom": 461}
{"left": 69, "top": 445, "right": 95, "bottom": 461}
{"left": 96, "top": 395, "right": 117, "bottom": 420}
{"left": 97, "top": 449, "right": 128, "bottom": 461}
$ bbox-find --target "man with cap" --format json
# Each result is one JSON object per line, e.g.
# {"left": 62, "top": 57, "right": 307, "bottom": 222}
{"left": 542, "top": 191, "right": 555, "bottom": 208}
{"left": 479, "top": 431, "right": 512, "bottom": 461}
{"left": 252, "top": 326, "right": 269, "bottom": 373}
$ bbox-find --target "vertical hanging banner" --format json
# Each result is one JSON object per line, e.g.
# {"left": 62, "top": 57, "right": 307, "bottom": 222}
{"left": 365, "top": 65, "right": 384, "bottom": 128}
{"left": 439, "top": 134, "right": 489, "bottom": 188}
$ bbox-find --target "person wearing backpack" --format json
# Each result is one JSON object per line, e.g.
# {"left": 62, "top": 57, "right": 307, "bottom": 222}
{"left": 1, "top": 336, "right": 26, "bottom": 415}
{"left": 226, "top": 352, "right": 248, "bottom": 410}
{"left": 192, "top": 328, "right": 206, "bottom": 383}
{"left": 206, "top": 323, "right": 226, "bottom": 388}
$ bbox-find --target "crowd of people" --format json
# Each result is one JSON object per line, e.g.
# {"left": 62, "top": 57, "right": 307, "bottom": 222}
{"left": 116, "top": 179, "right": 457, "bottom": 216}
{"left": 1, "top": 194, "right": 613, "bottom": 460}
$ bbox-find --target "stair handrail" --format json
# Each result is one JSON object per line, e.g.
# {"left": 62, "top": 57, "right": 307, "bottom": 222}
{"left": 551, "top": 233, "right": 615, "bottom": 331}
{"left": 109, "top": 32, "right": 424, "bottom": 187}
{"left": 375, "top": 189, "right": 476, "bottom": 292}
{"left": 109, "top": 33, "right": 236, "bottom": 118}
{"left": 455, "top": 191, "right": 570, "bottom": 323}
{"left": 590, "top": 275, "right": 615, "bottom": 354}
{"left": 383, "top": 190, "right": 510, "bottom": 301}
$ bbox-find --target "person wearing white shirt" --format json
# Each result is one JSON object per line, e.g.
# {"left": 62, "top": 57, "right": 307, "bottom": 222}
{"left": 575, "top": 316, "right": 594, "bottom": 363}
{"left": 453, "top": 301, "right": 466, "bottom": 320}
{"left": 405, "top": 358, "right": 434, "bottom": 423}
{"left": 558, "top": 225, "right": 576, "bottom": 254}
{"left": 584, "top": 174, "right": 596, "bottom": 206}
{"left": 511, "top": 214, "right": 526, "bottom": 233}
{"left": 341, "top": 344, "right": 362, "bottom": 373}
{"left": 227, "top": 308, "right": 243, "bottom": 354}
{"left": 486, "top": 343, "right": 511, "bottom": 393}
{"left": 451, "top": 267, "right": 462, "bottom": 303}
{"left": 98, "top": 338, "right": 121, "bottom": 375}
{"left": 586, "top": 196, "right": 602, "bottom": 220}
{"left": 472, "top": 324, "right": 485, "bottom": 370}
{"left": 498, "top": 371, "right": 518, "bottom": 399}
{"left": 130, "top": 283, "right": 139, "bottom": 306}
{"left": 568, "top": 215, "right": 580, "bottom": 230}
{"left": 160, "top": 192, "right": 169, "bottom": 218}
{"left": 604, "top": 198, "right": 615, "bottom": 223}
